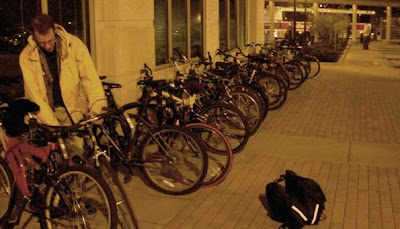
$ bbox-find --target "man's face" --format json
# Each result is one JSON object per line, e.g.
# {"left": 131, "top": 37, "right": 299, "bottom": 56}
{"left": 34, "top": 28, "right": 56, "bottom": 53}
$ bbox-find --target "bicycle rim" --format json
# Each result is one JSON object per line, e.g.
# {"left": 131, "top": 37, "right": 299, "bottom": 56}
{"left": 94, "top": 115, "right": 132, "bottom": 157}
{"left": 44, "top": 166, "right": 117, "bottom": 229}
{"left": 285, "top": 62, "right": 304, "bottom": 90}
{"left": 199, "top": 103, "right": 250, "bottom": 154}
{"left": 228, "top": 88, "right": 263, "bottom": 135}
{"left": 257, "top": 73, "right": 287, "bottom": 110}
{"left": 140, "top": 125, "right": 208, "bottom": 195}
{"left": 185, "top": 122, "right": 233, "bottom": 187}
{"left": 308, "top": 56, "right": 320, "bottom": 78}
{"left": 0, "top": 157, "right": 15, "bottom": 223}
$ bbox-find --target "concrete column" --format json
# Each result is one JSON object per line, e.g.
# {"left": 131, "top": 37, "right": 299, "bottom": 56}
{"left": 248, "top": 0, "right": 265, "bottom": 44}
{"left": 94, "top": 0, "right": 155, "bottom": 104}
{"left": 386, "top": 6, "right": 392, "bottom": 41}
{"left": 41, "top": 0, "right": 48, "bottom": 14}
{"left": 313, "top": 2, "right": 319, "bottom": 42}
{"left": 204, "top": 0, "right": 219, "bottom": 56}
{"left": 352, "top": 4, "right": 357, "bottom": 43}
{"left": 269, "top": 1, "right": 275, "bottom": 44}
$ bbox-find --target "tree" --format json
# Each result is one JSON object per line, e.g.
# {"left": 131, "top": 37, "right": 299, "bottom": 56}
{"left": 311, "top": 13, "right": 350, "bottom": 49}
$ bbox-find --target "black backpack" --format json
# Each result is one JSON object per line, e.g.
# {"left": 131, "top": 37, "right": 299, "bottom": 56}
{"left": 265, "top": 170, "right": 326, "bottom": 229}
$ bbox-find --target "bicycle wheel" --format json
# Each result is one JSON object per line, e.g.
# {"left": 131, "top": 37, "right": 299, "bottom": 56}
{"left": 185, "top": 122, "right": 233, "bottom": 187}
{"left": 255, "top": 72, "right": 287, "bottom": 110}
{"left": 226, "top": 85, "right": 265, "bottom": 135}
{"left": 305, "top": 55, "right": 320, "bottom": 78}
{"left": 140, "top": 125, "right": 208, "bottom": 195}
{"left": 284, "top": 60, "right": 305, "bottom": 90}
{"left": 0, "top": 157, "right": 15, "bottom": 225}
{"left": 298, "top": 58, "right": 311, "bottom": 79}
{"left": 248, "top": 83, "right": 269, "bottom": 120}
{"left": 93, "top": 115, "right": 132, "bottom": 165}
{"left": 98, "top": 156, "right": 139, "bottom": 229}
{"left": 92, "top": 115, "right": 132, "bottom": 168}
{"left": 42, "top": 165, "right": 118, "bottom": 229}
{"left": 198, "top": 103, "right": 250, "bottom": 154}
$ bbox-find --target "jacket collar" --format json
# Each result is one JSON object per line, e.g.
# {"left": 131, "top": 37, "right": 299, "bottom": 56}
{"left": 26, "top": 24, "right": 70, "bottom": 61}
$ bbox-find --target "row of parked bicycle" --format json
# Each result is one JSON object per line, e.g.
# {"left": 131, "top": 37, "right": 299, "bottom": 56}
{"left": 0, "top": 42, "right": 320, "bottom": 228}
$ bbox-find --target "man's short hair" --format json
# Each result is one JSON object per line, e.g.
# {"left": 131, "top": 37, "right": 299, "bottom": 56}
{"left": 30, "top": 14, "right": 55, "bottom": 34}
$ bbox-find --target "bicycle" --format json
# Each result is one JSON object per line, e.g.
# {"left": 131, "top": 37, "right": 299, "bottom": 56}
{"left": 90, "top": 76, "right": 138, "bottom": 229}
{"left": 89, "top": 87, "right": 209, "bottom": 195}
{"left": 98, "top": 74, "right": 232, "bottom": 188}
{"left": 0, "top": 99, "right": 118, "bottom": 228}
{"left": 185, "top": 58, "right": 265, "bottom": 136}
{"left": 138, "top": 64, "right": 250, "bottom": 154}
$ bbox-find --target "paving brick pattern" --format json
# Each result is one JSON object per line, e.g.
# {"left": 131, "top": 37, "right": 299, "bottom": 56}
{"left": 161, "top": 42, "right": 400, "bottom": 229}
{"left": 169, "top": 158, "right": 400, "bottom": 229}
{"left": 259, "top": 64, "right": 400, "bottom": 144}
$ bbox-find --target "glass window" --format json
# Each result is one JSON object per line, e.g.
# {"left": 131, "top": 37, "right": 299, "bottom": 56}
{"left": 172, "top": 0, "right": 187, "bottom": 56}
{"left": 219, "top": 0, "right": 246, "bottom": 50}
{"left": 219, "top": 0, "right": 227, "bottom": 50}
{"left": 154, "top": 0, "right": 203, "bottom": 65}
{"left": 155, "top": 0, "right": 168, "bottom": 65}
{"left": 48, "top": 0, "right": 90, "bottom": 46}
{"left": 229, "top": 0, "right": 237, "bottom": 49}
{"left": 0, "top": 1, "right": 39, "bottom": 54}
{"left": 238, "top": 0, "right": 246, "bottom": 47}
{"left": 0, "top": 0, "right": 40, "bottom": 100}
{"left": 190, "top": 0, "right": 202, "bottom": 58}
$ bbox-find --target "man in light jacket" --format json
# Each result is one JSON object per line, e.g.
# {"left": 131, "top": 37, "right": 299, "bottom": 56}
{"left": 19, "top": 13, "right": 106, "bottom": 127}
{"left": 362, "top": 24, "right": 371, "bottom": 50}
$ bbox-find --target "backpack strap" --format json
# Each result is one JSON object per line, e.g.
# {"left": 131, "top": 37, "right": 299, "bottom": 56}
{"left": 310, "top": 204, "right": 320, "bottom": 224}
{"left": 291, "top": 205, "right": 308, "bottom": 222}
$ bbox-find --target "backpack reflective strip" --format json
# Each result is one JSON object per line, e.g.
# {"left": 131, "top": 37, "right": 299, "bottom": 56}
{"left": 291, "top": 205, "right": 308, "bottom": 222}
{"left": 311, "top": 204, "right": 320, "bottom": 224}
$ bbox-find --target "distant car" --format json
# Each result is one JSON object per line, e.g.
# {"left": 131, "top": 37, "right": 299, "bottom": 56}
{"left": 0, "top": 28, "right": 30, "bottom": 54}
{"left": 7, "top": 31, "right": 29, "bottom": 53}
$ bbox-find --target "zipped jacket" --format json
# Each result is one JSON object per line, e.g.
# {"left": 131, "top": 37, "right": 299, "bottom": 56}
{"left": 19, "top": 24, "right": 106, "bottom": 126}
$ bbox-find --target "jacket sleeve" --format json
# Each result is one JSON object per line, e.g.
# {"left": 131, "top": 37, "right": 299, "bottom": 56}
{"left": 73, "top": 37, "right": 106, "bottom": 115}
{"left": 19, "top": 51, "right": 60, "bottom": 126}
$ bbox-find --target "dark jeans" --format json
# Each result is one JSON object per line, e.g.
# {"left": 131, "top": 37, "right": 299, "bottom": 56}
{"left": 363, "top": 36, "right": 370, "bottom": 50}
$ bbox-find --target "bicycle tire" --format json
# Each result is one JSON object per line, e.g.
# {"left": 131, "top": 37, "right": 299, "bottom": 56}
{"left": 236, "top": 84, "right": 268, "bottom": 121}
{"left": 198, "top": 103, "right": 250, "bottom": 154}
{"left": 224, "top": 86, "right": 264, "bottom": 135}
{"left": 185, "top": 122, "right": 233, "bottom": 187}
{"left": 0, "top": 156, "right": 16, "bottom": 225}
{"left": 98, "top": 156, "right": 139, "bottom": 229}
{"left": 275, "top": 67, "right": 290, "bottom": 88}
{"left": 284, "top": 60, "right": 305, "bottom": 90}
{"left": 230, "top": 70, "right": 269, "bottom": 120}
{"left": 139, "top": 125, "right": 208, "bottom": 195}
{"left": 298, "top": 58, "right": 311, "bottom": 79}
{"left": 306, "top": 55, "right": 320, "bottom": 78}
{"left": 255, "top": 72, "right": 288, "bottom": 110}
{"left": 42, "top": 165, "right": 118, "bottom": 229}
{"left": 248, "top": 83, "right": 269, "bottom": 120}
{"left": 93, "top": 115, "right": 133, "bottom": 166}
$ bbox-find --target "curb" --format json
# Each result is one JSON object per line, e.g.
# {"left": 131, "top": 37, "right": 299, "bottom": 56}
{"left": 338, "top": 43, "right": 352, "bottom": 64}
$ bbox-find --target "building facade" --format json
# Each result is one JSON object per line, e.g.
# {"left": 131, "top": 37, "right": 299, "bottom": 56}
{"left": 0, "top": 0, "right": 398, "bottom": 105}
